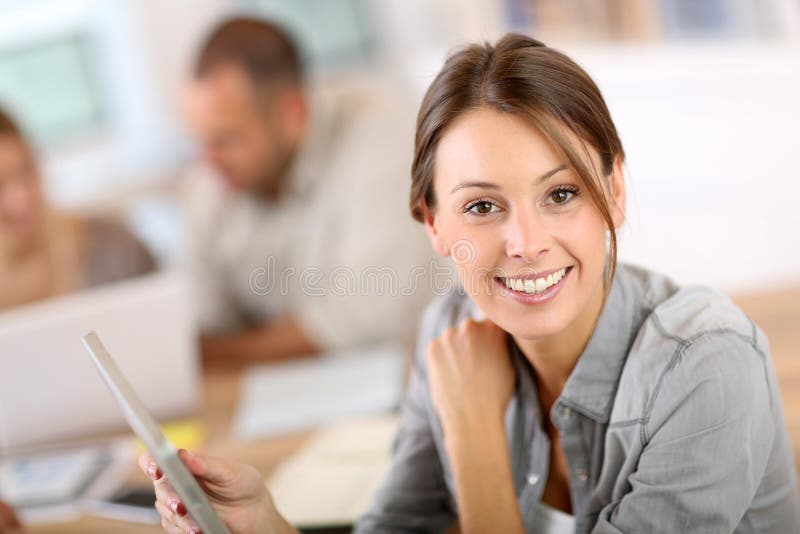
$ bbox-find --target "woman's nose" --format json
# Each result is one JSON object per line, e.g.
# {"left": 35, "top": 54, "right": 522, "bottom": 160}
{"left": 504, "top": 210, "right": 548, "bottom": 263}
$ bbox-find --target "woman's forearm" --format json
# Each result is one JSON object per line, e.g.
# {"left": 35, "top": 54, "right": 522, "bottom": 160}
{"left": 443, "top": 416, "right": 524, "bottom": 534}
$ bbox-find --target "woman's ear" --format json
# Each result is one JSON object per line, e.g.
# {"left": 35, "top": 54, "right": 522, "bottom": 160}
{"left": 610, "top": 154, "right": 626, "bottom": 229}
{"left": 420, "top": 201, "right": 450, "bottom": 257}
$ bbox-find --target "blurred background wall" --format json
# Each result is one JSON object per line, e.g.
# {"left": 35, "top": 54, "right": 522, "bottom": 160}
{"left": 0, "top": 0, "right": 798, "bottom": 293}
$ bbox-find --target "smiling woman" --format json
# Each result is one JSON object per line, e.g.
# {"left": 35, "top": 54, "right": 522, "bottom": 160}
{"left": 366, "top": 33, "right": 799, "bottom": 533}
{"left": 418, "top": 106, "right": 622, "bottom": 346}
{"left": 142, "top": 33, "right": 800, "bottom": 534}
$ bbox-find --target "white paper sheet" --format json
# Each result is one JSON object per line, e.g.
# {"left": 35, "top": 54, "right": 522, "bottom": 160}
{"left": 233, "top": 344, "right": 406, "bottom": 439}
{"left": 267, "top": 414, "right": 399, "bottom": 528}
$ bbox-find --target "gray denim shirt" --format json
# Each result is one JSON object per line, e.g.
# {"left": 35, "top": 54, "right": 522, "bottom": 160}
{"left": 355, "top": 263, "right": 800, "bottom": 533}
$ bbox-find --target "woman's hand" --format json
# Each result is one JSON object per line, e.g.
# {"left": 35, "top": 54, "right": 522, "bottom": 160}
{"left": 0, "top": 500, "right": 20, "bottom": 534}
{"left": 139, "top": 450, "right": 297, "bottom": 534}
{"left": 426, "top": 317, "right": 515, "bottom": 436}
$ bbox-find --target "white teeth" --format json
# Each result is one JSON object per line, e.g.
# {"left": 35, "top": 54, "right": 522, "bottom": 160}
{"left": 502, "top": 267, "right": 569, "bottom": 295}
{"left": 524, "top": 279, "right": 535, "bottom": 292}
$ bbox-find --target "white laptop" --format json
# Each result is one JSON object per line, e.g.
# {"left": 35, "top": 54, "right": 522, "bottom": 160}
{"left": 0, "top": 271, "right": 201, "bottom": 454}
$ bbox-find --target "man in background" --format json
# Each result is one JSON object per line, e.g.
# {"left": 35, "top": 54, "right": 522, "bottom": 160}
{"left": 182, "top": 17, "right": 438, "bottom": 367}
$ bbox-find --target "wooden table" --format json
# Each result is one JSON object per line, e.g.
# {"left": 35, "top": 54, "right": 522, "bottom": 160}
{"left": 27, "top": 284, "right": 800, "bottom": 532}
{"left": 733, "top": 285, "right": 800, "bottom": 472}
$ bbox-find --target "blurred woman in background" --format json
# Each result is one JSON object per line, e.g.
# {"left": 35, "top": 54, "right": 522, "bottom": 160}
{"left": 0, "top": 107, "right": 156, "bottom": 311}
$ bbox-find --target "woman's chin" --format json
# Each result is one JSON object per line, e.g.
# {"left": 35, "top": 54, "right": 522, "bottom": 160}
{"left": 509, "top": 323, "right": 564, "bottom": 341}
{"left": 484, "top": 309, "right": 567, "bottom": 341}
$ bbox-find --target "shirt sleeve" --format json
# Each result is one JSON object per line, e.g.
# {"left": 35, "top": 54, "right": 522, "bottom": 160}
{"left": 592, "top": 333, "right": 780, "bottom": 534}
{"left": 354, "top": 298, "right": 457, "bottom": 533}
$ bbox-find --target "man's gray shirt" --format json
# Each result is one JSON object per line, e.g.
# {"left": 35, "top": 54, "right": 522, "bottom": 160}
{"left": 355, "top": 263, "right": 800, "bottom": 533}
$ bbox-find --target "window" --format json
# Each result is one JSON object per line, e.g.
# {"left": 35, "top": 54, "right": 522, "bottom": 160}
{"left": 245, "top": 0, "right": 374, "bottom": 69}
{"left": 0, "top": 33, "right": 105, "bottom": 147}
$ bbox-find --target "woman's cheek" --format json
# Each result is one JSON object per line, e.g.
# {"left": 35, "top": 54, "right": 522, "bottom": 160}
{"left": 563, "top": 210, "right": 608, "bottom": 274}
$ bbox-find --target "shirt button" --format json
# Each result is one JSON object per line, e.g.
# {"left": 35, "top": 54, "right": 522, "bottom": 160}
{"left": 560, "top": 406, "right": 572, "bottom": 419}
{"left": 527, "top": 473, "right": 541, "bottom": 485}
{"left": 576, "top": 469, "right": 588, "bottom": 482}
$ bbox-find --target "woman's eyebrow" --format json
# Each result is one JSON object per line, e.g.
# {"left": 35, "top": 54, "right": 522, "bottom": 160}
{"left": 449, "top": 164, "right": 567, "bottom": 194}
{"left": 538, "top": 164, "right": 567, "bottom": 183}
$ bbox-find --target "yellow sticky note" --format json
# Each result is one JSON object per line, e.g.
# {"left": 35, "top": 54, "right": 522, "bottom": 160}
{"left": 134, "top": 419, "right": 205, "bottom": 452}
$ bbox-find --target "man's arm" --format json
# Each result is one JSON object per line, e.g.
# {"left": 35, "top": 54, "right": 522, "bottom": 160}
{"left": 201, "top": 315, "right": 320, "bottom": 369}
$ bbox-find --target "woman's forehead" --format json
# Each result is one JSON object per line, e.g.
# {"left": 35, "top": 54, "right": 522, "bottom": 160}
{"left": 434, "top": 107, "right": 590, "bottom": 190}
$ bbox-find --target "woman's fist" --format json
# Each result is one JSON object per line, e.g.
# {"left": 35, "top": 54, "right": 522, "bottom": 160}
{"left": 426, "top": 318, "right": 515, "bottom": 435}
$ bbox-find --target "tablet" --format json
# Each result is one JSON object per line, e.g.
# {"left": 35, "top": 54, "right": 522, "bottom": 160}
{"left": 82, "top": 331, "right": 230, "bottom": 534}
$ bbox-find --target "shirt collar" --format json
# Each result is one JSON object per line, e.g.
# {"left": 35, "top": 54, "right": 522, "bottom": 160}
{"left": 557, "top": 266, "right": 642, "bottom": 423}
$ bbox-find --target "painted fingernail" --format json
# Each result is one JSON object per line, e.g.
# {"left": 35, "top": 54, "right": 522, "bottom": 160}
{"left": 170, "top": 499, "right": 187, "bottom": 516}
{"left": 147, "top": 464, "right": 163, "bottom": 480}
{"left": 188, "top": 528, "right": 202, "bottom": 534}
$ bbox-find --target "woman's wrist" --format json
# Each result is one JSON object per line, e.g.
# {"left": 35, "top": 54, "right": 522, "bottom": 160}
{"left": 443, "top": 412, "right": 523, "bottom": 534}
{"left": 442, "top": 411, "right": 507, "bottom": 460}
{"left": 255, "top": 491, "right": 300, "bottom": 534}
{"left": 442, "top": 398, "right": 507, "bottom": 438}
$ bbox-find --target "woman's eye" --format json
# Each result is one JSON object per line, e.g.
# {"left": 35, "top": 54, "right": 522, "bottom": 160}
{"left": 466, "top": 200, "right": 499, "bottom": 215}
{"left": 547, "top": 188, "right": 577, "bottom": 205}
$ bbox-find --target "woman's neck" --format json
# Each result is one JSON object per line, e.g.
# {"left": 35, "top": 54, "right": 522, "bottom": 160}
{"left": 513, "top": 278, "right": 606, "bottom": 406}
{"left": 0, "top": 210, "right": 84, "bottom": 304}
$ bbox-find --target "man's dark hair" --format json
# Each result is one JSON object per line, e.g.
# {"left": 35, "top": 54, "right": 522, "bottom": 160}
{"left": 194, "top": 17, "right": 303, "bottom": 86}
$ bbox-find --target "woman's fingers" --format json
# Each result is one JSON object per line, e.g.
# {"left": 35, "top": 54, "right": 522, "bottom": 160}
{"left": 153, "top": 475, "right": 183, "bottom": 510}
{"left": 138, "top": 452, "right": 212, "bottom": 533}
{"left": 152, "top": 480, "right": 201, "bottom": 534}
{"left": 155, "top": 499, "right": 201, "bottom": 534}
{"left": 177, "top": 449, "right": 234, "bottom": 486}
{"left": 139, "top": 450, "right": 224, "bottom": 487}
{"left": 138, "top": 453, "right": 162, "bottom": 481}
{"left": 140, "top": 451, "right": 204, "bottom": 531}
{"left": 139, "top": 453, "right": 188, "bottom": 516}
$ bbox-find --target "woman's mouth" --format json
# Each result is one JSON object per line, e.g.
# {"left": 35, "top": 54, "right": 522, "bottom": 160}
{"left": 493, "top": 266, "right": 573, "bottom": 305}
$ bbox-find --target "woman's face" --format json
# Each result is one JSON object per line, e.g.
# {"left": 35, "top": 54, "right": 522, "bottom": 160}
{"left": 0, "top": 134, "right": 43, "bottom": 249}
{"left": 423, "top": 107, "right": 625, "bottom": 340}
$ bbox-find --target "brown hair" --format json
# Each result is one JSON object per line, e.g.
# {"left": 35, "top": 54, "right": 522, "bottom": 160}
{"left": 194, "top": 17, "right": 303, "bottom": 87}
{"left": 0, "top": 106, "right": 23, "bottom": 139}
{"left": 410, "top": 33, "right": 625, "bottom": 288}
